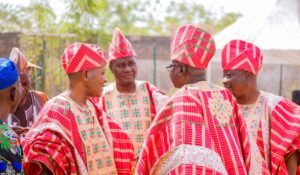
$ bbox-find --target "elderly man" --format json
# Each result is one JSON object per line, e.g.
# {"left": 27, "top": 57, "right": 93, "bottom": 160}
{"left": 8, "top": 48, "right": 48, "bottom": 135}
{"left": 0, "top": 58, "right": 24, "bottom": 174}
{"left": 94, "top": 28, "right": 168, "bottom": 171}
{"left": 136, "top": 25, "right": 268, "bottom": 175}
{"left": 22, "top": 43, "right": 134, "bottom": 175}
{"left": 222, "top": 39, "right": 300, "bottom": 175}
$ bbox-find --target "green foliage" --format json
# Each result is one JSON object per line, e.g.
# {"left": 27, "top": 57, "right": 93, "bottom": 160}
{"left": 105, "top": 67, "right": 115, "bottom": 83}
{"left": 164, "top": 1, "right": 241, "bottom": 34}
{"left": 0, "top": 0, "right": 241, "bottom": 38}
{"left": 0, "top": 0, "right": 241, "bottom": 96}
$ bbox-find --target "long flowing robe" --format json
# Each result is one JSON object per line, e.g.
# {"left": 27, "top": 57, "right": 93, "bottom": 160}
{"left": 239, "top": 91, "right": 300, "bottom": 174}
{"left": 136, "top": 81, "right": 269, "bottom": 175}
{"left": 96, "top": 81, "right": 168, "bottom": 171}
{"left": 22, "top": 94, "right": 134, "bottom": 175}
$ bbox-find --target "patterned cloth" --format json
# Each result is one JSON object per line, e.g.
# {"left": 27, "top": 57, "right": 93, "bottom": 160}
{"left": 9, "top": 90, "right": 48, "bottom": 128}
{"left": 61, "top": 43, "right": 107, "bottom": 74}
{"left": 136, "top": 81, "right": 269, "bottom": 175}
{"left": 222, "top": 39, "right": 263, "bottom": 75}
{"left": 239, "top": 91, "right": 300, "bottom": 174}
{"left": 108, "top": 28, "right": 136, "bottom": 62}
{"left": 171, "top": 25, "right": 216, "bottom": 69}
{"left": 0, "top": 120, "right": 23, "bottom": 174}
{"left": 22, "top": 94, "right": 134, "bottom": 175}
{"left": 96, "top": 81, "right": 168, "bottom": 172}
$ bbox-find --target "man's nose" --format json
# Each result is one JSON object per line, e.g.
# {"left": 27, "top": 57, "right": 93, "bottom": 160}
{"left": 222, "top": 76, "right": 229, "bottom": 85}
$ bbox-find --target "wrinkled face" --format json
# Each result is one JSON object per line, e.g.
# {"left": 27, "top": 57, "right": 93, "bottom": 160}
{"left": 167, "top": 61, "right": 185, "bottom": 88}
{"left": 222, "top": 70, "right": 249, "bottom": 98}
{"left": 86, "top": 66, "right": 107, "bottom": 97}
{"left": 19, "top": 68, "right": 31, "bottom": 105}
{"left": 11, "top": 79, "right": 24, "bottom": 113}
{"left": 110, "top": 56, "right": 137, "bottom": 85}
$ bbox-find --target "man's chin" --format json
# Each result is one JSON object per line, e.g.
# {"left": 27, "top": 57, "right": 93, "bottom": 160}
{"left": 92, "top": 90, "right": 103, "bottom": 97}
{"left": 121, "top": 79, "right": 135, "bottom": 85}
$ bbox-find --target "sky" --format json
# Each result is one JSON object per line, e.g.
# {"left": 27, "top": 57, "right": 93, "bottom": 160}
{"left": 0, "top": 0, "right": 277, "bottom": 19}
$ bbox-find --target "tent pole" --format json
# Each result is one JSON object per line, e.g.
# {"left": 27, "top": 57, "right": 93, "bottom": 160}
{"left": 279, "top": 64, "right": 283, "bottom": 96}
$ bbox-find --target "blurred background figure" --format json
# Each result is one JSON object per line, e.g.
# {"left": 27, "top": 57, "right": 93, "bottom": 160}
{"left": 8, "top": 48, "right": 48, "bottom": 136}
{"left": 292, "top": 90, "right": 300, "bottom": 105}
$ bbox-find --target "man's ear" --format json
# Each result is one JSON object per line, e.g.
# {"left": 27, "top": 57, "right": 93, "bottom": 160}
{"left": 10, "top": 87, "right": 17, "bottom": 102}
{"left": 82, "top": 70, "right": 89, "bottom": 81}
{"left": 245, "top": 71, "right": 254, "bottom": 80}
{"left": 179, "top": 64, "right": 187, "bottom": 74}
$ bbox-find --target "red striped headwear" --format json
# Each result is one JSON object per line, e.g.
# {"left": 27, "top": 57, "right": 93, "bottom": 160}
{"left": 61, "top": 42, "right": 107, "bottom": 74}
{"left": 171, "top": 24, "right": 216, "bottom": 69}
{"left": 108, "top": 28, "right": 136, "bottom": 62}
{"left": 221, "top": 40, "right": 263, "bottom": 75}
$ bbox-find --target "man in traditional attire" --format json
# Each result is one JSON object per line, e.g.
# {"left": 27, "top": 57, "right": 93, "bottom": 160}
{"left": 136, "top": 25, "right": 269, "bottom": 175}
{"left": 0, "top": 58, "right": 24, "bottom": 174}
{"left": 22, "top": 43, "right": 134, "bottom": 175}
{"left": 222, "top": 39, "right": 300, "bottom": 175}
{"left": 8, "top": 48, "right": 48, "bottom": 136}
{"left": 94, "top": 28, "right": 168, "bottom": 171}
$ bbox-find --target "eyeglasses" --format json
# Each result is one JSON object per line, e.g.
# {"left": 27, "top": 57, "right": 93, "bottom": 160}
{"left": 166, "top": 63, "right": 180, "bottom": 72}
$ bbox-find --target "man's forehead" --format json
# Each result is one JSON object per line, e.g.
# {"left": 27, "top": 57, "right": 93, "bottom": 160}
{"left": 112, "top": 56, "right": 136, "bottom": 64}
{"left": 225, "top": 70, "right": 247, "bottom": 74}
{"left": 172, "top": 60, "right": 180, "bottom": 64}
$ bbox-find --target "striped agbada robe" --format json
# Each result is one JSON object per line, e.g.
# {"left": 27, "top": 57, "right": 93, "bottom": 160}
{"left": 22, "top": 94, "right": 134, "bottom": 175}
{"left": 239, "top": 91, "right": 300, "bottom": 174}
{"left": 136, "top": 81, "right": 269, "bottom": 175}
{"left": 221, "top": 39, "right": 300, "bottom": 174}
{"left": 97, "top": 81, "right": 168, "bottom": 171}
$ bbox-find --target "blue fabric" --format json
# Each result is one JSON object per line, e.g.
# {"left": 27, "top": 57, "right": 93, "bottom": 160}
{"left": 0, "top": 58, "right": 19, "bottom": 90}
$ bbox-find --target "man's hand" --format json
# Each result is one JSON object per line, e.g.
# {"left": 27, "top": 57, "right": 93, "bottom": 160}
{"left": 286, "top": 151, "right": 300, "bottom": 175}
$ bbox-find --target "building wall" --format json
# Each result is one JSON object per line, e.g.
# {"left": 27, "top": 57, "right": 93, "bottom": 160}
{"left": 1, "top": 33, "right": 298, "bottom": 99}
{"left": 138, "top": 59, "right": 300, "bottom": 99}
{"left": 0, "top": 32, "right": 20, "bottom": 58}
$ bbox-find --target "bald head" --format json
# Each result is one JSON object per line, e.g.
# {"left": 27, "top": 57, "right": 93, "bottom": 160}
{"left": 168, "top": 61, "right": 207, "bottom": 88}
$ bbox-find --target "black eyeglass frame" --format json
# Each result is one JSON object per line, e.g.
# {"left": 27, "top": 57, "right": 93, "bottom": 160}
{"left": 166, "top": 63, "right": 181, "bottom": 72}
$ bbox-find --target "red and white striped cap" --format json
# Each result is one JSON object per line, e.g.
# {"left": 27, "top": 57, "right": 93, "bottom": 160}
{"left": 61, "top": 42, "right": 107, "bottom": 74}
{"left": 171, "top": 24, "right": 216, "bottom": 69}
{"left": 221, "top": 39, "right": 263, "bottom": 75}
{"left": 108, "top": 28, "right": 136, "bottom": 62}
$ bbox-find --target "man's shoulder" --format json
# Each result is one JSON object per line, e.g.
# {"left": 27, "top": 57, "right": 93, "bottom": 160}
{"left": 185, "top": 82, "right": 231, "bottom": 94}
{"left": 102, "top": 83, "right": 116, "bottom": 96}
{"left": 260, "top": 91, "right": 284, "bottom": 111}
{"left": 32, "top": 90, "right": 49, "bottom": 105}
{"left": 135, "top": 80, "right": 148, "bottom": 88}
{"left": 32, "top": 90, "right": 47, "bottom": 96}
{"left": 42, "top": 95, "right": 72, "bottom": 114}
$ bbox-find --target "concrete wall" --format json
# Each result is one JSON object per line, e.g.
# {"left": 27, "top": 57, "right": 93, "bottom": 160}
{"left": 137, "top": 59, "right": 300, "bottom": 99}
{"left": 1, "top": 33, "right": 298, "bottom": 99}
{"left": 136, "top": 59, "right": 172, "bottom": 92}
{"left": 0, "top": 32, "right": 20, "bottom": 58}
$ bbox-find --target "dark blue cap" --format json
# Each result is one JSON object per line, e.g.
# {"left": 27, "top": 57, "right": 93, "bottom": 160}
{"left": 0, "top": 58, "right": 19, "bottom": 90}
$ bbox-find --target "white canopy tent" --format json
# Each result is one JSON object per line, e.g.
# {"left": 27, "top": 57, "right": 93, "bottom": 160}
{"left": 209, "top": 0, "right": 300, "bottom": 98}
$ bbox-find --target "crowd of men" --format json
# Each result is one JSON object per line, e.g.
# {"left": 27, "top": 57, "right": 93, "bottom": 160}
{"left": 0, "top": 24, "right": 300, "bottom": 175}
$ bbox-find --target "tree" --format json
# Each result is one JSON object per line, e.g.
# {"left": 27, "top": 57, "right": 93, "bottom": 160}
{"left": 0, "top": 0, "right": 241, "bottom": 42}
{"left": 0, "top": 0, "right": 56, "bottom": 33}
{"left": 163, "top": 1, "right": 241, "bottom": 34}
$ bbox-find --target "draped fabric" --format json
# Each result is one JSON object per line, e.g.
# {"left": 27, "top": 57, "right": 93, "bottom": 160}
{"left": 239, "top": 91, "right": 300, "bottom": 174}
{"left": 97, "top": 81, "right": 168, "bottom": 172}
{"left": 136, "top": 81, "right": 269, "bottom": 175}
{"left": 22, "top": 94, "right": 134, "bottom": 175}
